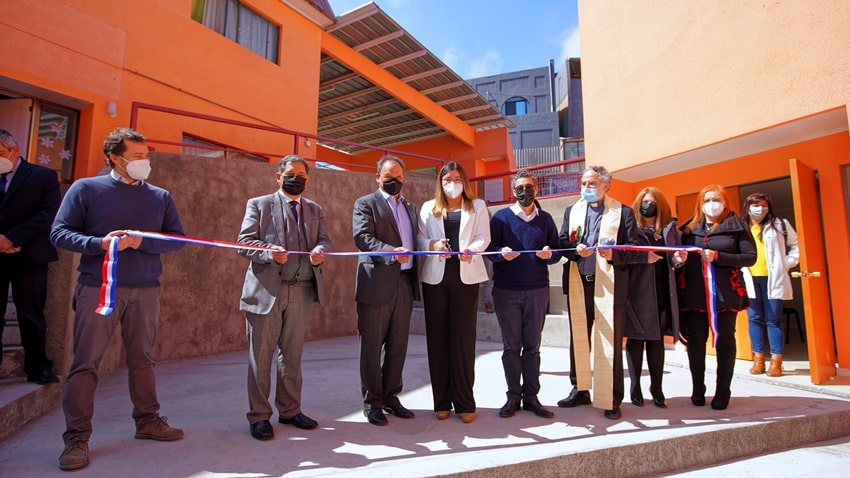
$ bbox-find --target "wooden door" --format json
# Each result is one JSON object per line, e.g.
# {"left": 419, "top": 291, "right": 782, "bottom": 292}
{"left": 789, "top": 158, "right": 836, "bottom": 384}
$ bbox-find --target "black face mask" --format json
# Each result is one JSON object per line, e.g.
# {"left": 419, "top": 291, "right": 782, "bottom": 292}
{"left": 382, "top": 178, "right": 403, "bottom": 196}
{"left": 515, "top": 185, "right": 535, "bottom": 207}
{"left": 640, "top": 202, "right": 657, "bottom": 218}
{"left": 282, "top": 176, "right": 306, "bottom": 196}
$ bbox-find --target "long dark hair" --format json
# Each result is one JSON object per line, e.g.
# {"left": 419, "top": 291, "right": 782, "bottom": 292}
{"left": 741, "top": 192, "right": 779, "bottom": 240}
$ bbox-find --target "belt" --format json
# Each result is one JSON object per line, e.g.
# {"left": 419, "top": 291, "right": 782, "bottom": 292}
{"left": 580, "top": 274, "right": 595, "bottom": 283}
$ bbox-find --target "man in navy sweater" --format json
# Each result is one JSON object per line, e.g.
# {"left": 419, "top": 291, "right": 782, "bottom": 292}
{"left": 487, "top": 169, "right": 562, "bottom": 419}
{"left": 51, "top": 128, "right": 185, "bottom": 471}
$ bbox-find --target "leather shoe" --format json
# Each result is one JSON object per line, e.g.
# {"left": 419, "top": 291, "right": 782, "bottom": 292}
{"left": 603, "top": 407, "right": 622, "bottom": 420}
{"left": 498, "top": 399, "right": 521, "bottom": 418}
{"left": 279, "top": 412, "right": 318, "bottom": 430}
{"left": 631, "top": 395, "right": 644, "bottom": 407}
{"left": 557, "top": 389, "right": 591, "bottom": 408}
{"left": 29, "top": 369, "right": 60, "bottom": 385}
{"left": 364, "top": 408, "right": 388, "bottom": 426}
{"left": 653, "top": 398, "right": 668, "bottom": 409}
{"left": 382, "top": 403, "right": 415, "bottom": 419}
{"left": 249, "top": 420, "right": 274, "bottom": 441}
{"left": 435, "top": 410, "right": 451, "bottom": 420}
{"left": 523, "top": 398, "right": 555, "bottom": 418}
{"left": 691, "top": 395, "right": 706, "bottom": 407}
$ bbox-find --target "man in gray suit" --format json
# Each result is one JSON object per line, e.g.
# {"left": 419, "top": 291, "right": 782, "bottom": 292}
{"left": 353, "top": 154, "right": 420, "bottom": 426}
{"left": 237, "top": 155, "right": 332, "bottom": 441}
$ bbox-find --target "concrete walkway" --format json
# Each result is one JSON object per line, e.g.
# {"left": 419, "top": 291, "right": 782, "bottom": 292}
{"left": 1, "top": 333, "right": 850, "bottom": 477}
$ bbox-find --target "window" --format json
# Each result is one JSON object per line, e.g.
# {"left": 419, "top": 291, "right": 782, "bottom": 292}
{"left": 35, "top": 102, "right": 78, "bottom": 182}
{"left": 192, "top": 0, "right": 279, "bottom": 63}
{"left": 502, "top": 97, "right": 530, "bottom": 116}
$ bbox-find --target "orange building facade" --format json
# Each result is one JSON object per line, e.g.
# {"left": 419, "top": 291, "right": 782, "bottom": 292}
{"left": 578, "top": 0, "right": 850, "bottom": 382}
{"left": 2, "top": 0, "right": 514, "bottom": 181}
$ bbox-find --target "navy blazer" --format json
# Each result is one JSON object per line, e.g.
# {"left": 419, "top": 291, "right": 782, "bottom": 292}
{"left": 352, "top": 189, "right": 420, "bottom": 305}
{"left": 0, "top": 159, "right": 60, "bottom": 264}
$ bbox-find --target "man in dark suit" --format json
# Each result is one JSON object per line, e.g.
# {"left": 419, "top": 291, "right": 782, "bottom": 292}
{"left": 557, "top": 165, "right": 642, "bottom": 421}
{"left": 0, "top": 128, "right": 60, "bottom": 384}
{"left": 237, "top": 154, "right": 332, "bottom": 441}
{"left": 353, "top": 154, "right": 420, "bottom": 426}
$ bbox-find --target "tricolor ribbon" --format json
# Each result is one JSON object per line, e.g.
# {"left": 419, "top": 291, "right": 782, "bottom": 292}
{"left": 95, "top": 231, "right": 718, "bottom": 343}
{"left": 94, "top": 237, "right": 120, "bottom": 316}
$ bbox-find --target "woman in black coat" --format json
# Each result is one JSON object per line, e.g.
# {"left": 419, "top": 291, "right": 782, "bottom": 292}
{"left": 625, "top": 187, "right": 680, "bottom": 409}
{"left": 673, "top": 185, "right": 756, "bottom": 411}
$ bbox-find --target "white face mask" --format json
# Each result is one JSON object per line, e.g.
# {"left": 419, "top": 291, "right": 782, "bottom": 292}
{"left": 749, "top": 206, "right": 766, "bottom": 219}
{"left": 118, "top": 156, "right": 151, "bottom": 181}
{"left": 702, "top": 201, "right": 724, "bottom": 219}
{"left": 0, "top": 154, "right": 13, "bottom": 174}
{"left": 442, "top": 182, "right": 463, "bottom": 199}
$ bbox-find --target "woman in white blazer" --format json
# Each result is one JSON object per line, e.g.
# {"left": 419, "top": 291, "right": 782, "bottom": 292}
{"left": 741, "top": 193, "right": 800, "bottom": 377}
{"left": 417, "top": 162, "right": 490, "bottom": 424}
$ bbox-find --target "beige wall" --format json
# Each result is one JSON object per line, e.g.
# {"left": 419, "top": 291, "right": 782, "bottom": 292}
{"left": 47, "top": 153, "right": 436, "bottom": 377}
{"left": 578, "top": 0, "right": 850, "bottom": 169}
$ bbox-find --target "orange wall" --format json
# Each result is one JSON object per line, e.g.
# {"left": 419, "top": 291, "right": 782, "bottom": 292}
{"left": 621, "top": 134, "right": 850, "bottom": 369}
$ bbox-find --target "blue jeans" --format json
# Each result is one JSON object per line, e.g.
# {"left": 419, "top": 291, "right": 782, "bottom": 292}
{"left": 746, "top": 276, "right": 784, "bottom": 355}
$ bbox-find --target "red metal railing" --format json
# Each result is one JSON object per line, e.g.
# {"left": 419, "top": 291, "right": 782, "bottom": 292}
{"left": 470, "top": 157, "right": 585, "bottom": 204}
{"left": 128, "top": 102, "right": 446, "bottom": 169}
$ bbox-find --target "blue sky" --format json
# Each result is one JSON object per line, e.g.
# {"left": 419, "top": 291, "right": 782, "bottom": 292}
{"left": 328, "top": 0, "right": 580, "bottom": 79}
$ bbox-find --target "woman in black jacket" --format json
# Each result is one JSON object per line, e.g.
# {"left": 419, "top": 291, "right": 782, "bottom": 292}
{"left": 672, "top": 185, "right": 756, "bottom": 411}
{"left": 625, "top": 187, "right": 680, "bottom": 409}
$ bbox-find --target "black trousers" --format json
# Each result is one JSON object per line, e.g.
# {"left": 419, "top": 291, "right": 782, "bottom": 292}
{"left": 0, "top": 259, "right": 53, "bottom": 376}
{"left": 680, "top": 310, "right": 737, "bottom": 401}
{"left": 422, "top": 259, "right": 479, "bottom": 413}
{"left": 567, "top": 277, "right": 624, "bottom": 407}
{"left": 625, "top": 337, "right": 665, "bottom": 401}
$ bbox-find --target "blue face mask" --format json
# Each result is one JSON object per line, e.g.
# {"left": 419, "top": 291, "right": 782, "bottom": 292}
{"left": 581, "top": 187, "right": 599, "bottom": 203}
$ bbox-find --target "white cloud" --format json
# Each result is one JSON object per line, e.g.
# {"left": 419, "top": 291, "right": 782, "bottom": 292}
{"left": 558, "top": 25, "right": 581, "bottom": 64}
{"left": 441, "top": 45, "right": 462, "bottom": 73}
{"left": 466, "top": 49, "right": 504, "bottom": 79}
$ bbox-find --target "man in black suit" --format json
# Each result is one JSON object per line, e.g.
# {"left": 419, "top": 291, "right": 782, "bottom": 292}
{"left": 352, "top": 154, "right": 420, "bottom": 426}
{"left": 0, "top": 128, "right": 60, "bottom": 384}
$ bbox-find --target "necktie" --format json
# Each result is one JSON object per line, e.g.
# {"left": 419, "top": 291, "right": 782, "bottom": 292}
{"left": 0, "top": 173, "right": 8, "bottom": 203}
{"left": 289, "top": 200, "right": 298, "bottom": 223}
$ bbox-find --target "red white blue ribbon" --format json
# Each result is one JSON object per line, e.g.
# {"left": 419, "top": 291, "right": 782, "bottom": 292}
{"left": 95, "top": 237, "right": 119, "bottom": 316}
{"left": 95, "top": 232, "right": 718, "bottom": 342}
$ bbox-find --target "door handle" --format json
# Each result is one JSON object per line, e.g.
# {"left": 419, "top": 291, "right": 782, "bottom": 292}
{"left": 791, "top": 271, "right": 822, "bottom": 278}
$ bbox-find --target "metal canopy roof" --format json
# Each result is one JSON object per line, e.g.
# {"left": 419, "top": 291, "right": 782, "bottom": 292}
{"left": 319, "top": 2, "right": 512, "bottom": 154}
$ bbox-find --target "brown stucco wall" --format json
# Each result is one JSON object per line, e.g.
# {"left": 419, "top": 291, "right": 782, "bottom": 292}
{"left": 46, "top": 153, "right": 436, "bottom": 378}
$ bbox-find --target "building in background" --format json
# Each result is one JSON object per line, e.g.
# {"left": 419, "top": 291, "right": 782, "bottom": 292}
{"left": 467, "top": 59, "right": 585, "bottom": 201}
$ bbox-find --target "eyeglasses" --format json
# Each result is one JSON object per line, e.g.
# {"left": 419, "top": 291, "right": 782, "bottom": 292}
{"left": 514, "top": 185, "right": 534, "bottom": 194}
{"left": 442, "top": 178, "right": 463, "bottom": 184}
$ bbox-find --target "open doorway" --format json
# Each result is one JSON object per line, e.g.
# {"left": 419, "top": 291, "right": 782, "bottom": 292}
{"left": 739, "top": 178, "right": 808, "bottom": 363}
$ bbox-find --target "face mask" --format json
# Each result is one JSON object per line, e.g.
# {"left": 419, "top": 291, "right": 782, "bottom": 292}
{"left": 702, "top": 201, "right": 724, "bottom": 218}
{"left": 581, "top": 187, "right": 599, "bottom": 203}
{"left": 749, "top": 206, "right": 766, "bottom": 219}
{"left": 442, "top": 182, "right": 463, "bottom": 199}
{"left": 515, "top": 185, "right": 535, "bottom": 207}
{"left": 118, "top": 157, "right": 151, "bottom": 181}
{"left": 640, "top": 202, "right": 657, "bottom": 218}
{"left": 0, "top": 154, "right": 13, "bottom": 174}
{"left": 282, "top": 176, "right": 306, "bottom": 196}
{"left": 382, "top": 178, "right": 403, "bottom": 196}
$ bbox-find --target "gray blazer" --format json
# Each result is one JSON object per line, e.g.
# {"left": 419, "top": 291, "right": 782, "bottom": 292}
{"left": 352, "top": 190, "right": 420, "bottom": 305}
{"left": 238, "top": 192, "right": 332, "bottom": 314}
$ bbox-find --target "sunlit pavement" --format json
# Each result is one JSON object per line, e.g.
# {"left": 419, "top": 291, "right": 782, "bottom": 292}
{"left": 1, "top": 334, "right": 849, "bottom": 477}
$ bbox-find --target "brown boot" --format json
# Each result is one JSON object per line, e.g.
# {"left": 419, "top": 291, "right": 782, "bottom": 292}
{"left": 767, "top": 355, "right": 783, "bottom": 377}
{"left": 749, "top": 352, "right": 765, "bottom": 374}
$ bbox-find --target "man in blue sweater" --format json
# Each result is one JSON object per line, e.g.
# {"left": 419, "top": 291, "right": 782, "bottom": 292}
{"left": 487, "top": 170, "right": 562, "bottom": 419}
{"left": 51, "top": 128, "right": 185, "bottom": 471}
